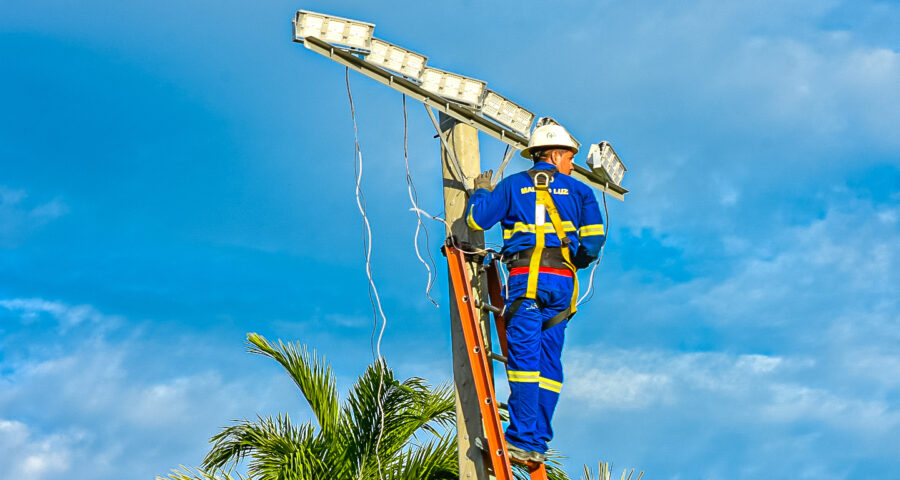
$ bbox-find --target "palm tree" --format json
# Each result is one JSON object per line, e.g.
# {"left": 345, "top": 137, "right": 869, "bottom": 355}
{"left": 158, "top": 333, "right": 572, "bottom": 480}
{"left": 580, "top": 462, "right": 643, "bottom": 480}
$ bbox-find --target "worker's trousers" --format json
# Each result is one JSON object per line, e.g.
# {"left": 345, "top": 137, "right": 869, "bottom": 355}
{"left": 504, "top": 271, "right": 573, "bottom": 454}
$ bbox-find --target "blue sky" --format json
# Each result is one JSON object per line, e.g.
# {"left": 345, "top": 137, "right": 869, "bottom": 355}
{"left": 2, "top": 1, "right": 899, "bottom": 479}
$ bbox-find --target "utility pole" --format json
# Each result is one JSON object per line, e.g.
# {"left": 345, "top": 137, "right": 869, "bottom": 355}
{"left": 439, "top": 113, "right": 494, "bottom": 480}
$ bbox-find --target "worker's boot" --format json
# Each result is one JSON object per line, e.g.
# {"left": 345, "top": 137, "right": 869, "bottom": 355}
{"left": 506, "top": 444, "right": 534, "bottom": 464}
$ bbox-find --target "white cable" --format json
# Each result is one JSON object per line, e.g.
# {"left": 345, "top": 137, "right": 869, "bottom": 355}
{"left": 402, "top": 95, "right": 438, "bottom": 307}
{"left": 423, "top": 105, "right": 471, "bottom": 193}
{"left": 578, "top": 190, "right": 609, "bottom": 306}
{"left": 578, "top": 255, "right": 602, "bottom": 305}
{"left": 409, "top": 207, "right": 451, "bottom": 228}
{"left": 345, "top": 68, "right": 386, "bottom": 480}
{"left": 407, "top": 207, "right": 494, "bottom": 256}
{"left": 492, "top": 145, "right": 516, "bottom": 187}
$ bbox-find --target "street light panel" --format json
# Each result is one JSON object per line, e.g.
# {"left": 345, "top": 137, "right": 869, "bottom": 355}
{"left": 421, "top": 67, "right": 486, "bottom": 107}
{"left": 293, "top": 10, "right": 374, "bottom": 51}
{"left": 365, "top": 38, "right": 428, "bottom": 82}
{"left": 586, "top": 141, "right": 626, "bottom": 186}
{"left": 481, "top": 91, "right": 534, "bottom": 137}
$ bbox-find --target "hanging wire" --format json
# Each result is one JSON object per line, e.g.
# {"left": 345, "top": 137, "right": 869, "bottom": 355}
{"left": 423, "top": 105, "right": 471, "bottom": 193}
{"left": 492, "top": 144, "right": 515, "bottom": 187}
{"left": 578, "top": 190, "right": 610, "bottom": 305}
{"left": 402, "top": 95, "right": 439, "bottom": 307}
{"left": 408, "top": 206, "right": 495, "bottom": 256}
{"left": 344, "top": 68, "right": 386, "bottom": 480}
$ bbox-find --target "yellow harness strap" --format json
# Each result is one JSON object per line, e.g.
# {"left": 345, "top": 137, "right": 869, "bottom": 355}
{"left": 526, "top": 171, "right": 580, "bottom": 316}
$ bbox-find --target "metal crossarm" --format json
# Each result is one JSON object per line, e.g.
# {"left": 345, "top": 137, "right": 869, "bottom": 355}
{"left": 300, "top": 36, "right": 628, "bottom": 201}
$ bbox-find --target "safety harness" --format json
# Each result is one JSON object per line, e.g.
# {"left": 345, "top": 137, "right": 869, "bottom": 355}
{"left": 504, "top": 168, "right": 579, "bottom": 330}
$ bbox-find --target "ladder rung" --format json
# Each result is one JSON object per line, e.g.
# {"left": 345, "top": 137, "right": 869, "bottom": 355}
{"left": 489, "top": 352, "right": 508, "bottom": 364}
{"left": 477, "top": 302, "right": 502, "bottom": 314}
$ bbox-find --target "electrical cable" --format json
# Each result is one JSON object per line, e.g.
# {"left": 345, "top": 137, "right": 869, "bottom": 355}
{"left": 402, "top": 95, "right": 439, "bottom": 307}
{"left": 492, "top": 145, "right": 515, "bottom": 187}
{"left": 578, "top": 190, "right": 609, "bottom": 305}
{"left": 408, "top": 207, "right": 494, "bottom": 256}
{"left": 344, "top": 68, "right": 386, "bottom": 480}
{"left": 423, "top": 105, "right": 471, "bottom": 193}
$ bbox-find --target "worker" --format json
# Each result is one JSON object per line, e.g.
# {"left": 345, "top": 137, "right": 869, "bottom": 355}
{"left": 465, "top": 121, "right": 605, "bottom": 463}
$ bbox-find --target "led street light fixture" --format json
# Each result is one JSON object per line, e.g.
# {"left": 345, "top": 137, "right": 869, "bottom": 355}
{"left": 365, "top": 38, "right": 428, "bottom": 81}
{"left": 421, "top": 67, "right": 486, "bottom": 107}
{"left": 586, "top": 141, "right": 626, "bottom": 186}
{"left": 481, "top": 91, "right": 535, "bottom": 137}
{"left": 293, "top": 10, "right": 374, "bottom": 51}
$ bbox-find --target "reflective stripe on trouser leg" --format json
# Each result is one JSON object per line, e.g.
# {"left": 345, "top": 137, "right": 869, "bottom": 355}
{"left": 535, "top": 318, "right": 567, "bottom": 452}
{"left": 504, "top": 297, "right": 542, "bottom": 452}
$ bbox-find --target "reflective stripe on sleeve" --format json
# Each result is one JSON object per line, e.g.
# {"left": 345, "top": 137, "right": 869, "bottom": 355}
{"left": 502, "top": 221, "right": 576, "bottom": 240}
{"left": 579, "top": 224, "right": 606, "bottom": 237}
{"left": 466, "top": 205, "right": 484, "bottom": 231}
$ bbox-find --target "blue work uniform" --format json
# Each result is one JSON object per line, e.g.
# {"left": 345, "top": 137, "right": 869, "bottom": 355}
{"left": 466, "top": 161, "right": 605, "bottom": 454}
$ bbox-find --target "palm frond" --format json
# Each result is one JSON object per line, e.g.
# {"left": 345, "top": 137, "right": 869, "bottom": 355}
{"left": 156, "top": 465, "right": 246, "bottom": 480}
{"left": 202, "top": 413, "right": 336, "bottom": 478}
{"left": 339, "top": 358, "right": 395, "bottom": 478}
{"left": 340, "top": 359, "right": 457, "bottom": 474}
{"left": 581, "top": 461, "right": 643, "bottom": 480}
{"left": 386, "top": 432, "right": 458, "bottom": 480}
{"left": 246, "top": 333, "right": 340, "bottom": 433}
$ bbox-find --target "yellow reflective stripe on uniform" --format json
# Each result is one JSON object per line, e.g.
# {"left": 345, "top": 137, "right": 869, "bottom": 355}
{"left": 466, "top": 205, "right": 484, "bottom": 231}
{"left": 539, "top": 377, "right": 563, "bottom": 393}
{"left": 507, "top": 370, "right": 540, "bottom": 383}
{"left": 579, "top": 224, "right": 605, "bottom": 236}
{"left": 502, "top": 222, "right": 576, "bottom": 240}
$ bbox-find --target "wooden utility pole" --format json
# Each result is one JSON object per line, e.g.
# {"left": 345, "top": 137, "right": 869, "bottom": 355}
{"left": 439, "top": 112, "right": 494, "bottom": 480}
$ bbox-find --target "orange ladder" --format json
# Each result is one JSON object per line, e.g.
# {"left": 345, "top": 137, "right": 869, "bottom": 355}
{"left": 445, "top": 244, "right": 548, "bottom": 480}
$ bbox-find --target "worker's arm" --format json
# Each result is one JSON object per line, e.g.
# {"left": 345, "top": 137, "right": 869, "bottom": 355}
{"left": 574, "top": 187, "right": 605, "bottom": 269}
{"left": 466, "top": 173, "right": 509, "bottom": 231}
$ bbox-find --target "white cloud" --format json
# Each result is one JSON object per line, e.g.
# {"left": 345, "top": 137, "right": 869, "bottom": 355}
{"left": 563, "top": 345, "right": 900, "bottom": 444}
{"left": 565, "top": 349, "right": 785, "bottom": 410}
{"left": 0, "top": 186, "right": 69, "bottom": 248}
{"left": 0, "top": 299, "right": 306, "bottom": 480}
{"left": 1, "top": 298, "right": 120, "bottom": 330}
{"left": 0, "top": 419, "right": 75, "bottom": 480}
{"left": 685, "top": 200, "right": 900, "bottom": 325}
{"left": 763, "top": 384, "right": 900, "bottom": 433}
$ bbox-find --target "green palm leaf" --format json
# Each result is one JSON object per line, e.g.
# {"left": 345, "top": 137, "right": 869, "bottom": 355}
{"left": 246, "top": 333, "right": 340, "bottom": 434}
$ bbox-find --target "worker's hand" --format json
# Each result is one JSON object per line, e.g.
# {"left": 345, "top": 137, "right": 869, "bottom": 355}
{"left": 474, "top": 170, "right": 493, "bottom": 191}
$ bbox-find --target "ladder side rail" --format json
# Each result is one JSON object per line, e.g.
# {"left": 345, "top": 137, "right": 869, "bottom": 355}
{"left": 445, "top": 246, "right": 514, "bottom": 480}
{"left": 530, "top": 463, "right": 548, "bottom": 479}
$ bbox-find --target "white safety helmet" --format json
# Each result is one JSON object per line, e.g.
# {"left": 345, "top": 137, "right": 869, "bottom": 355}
{"left": 520, "top": 123, "right": 580, "bottom": 159}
